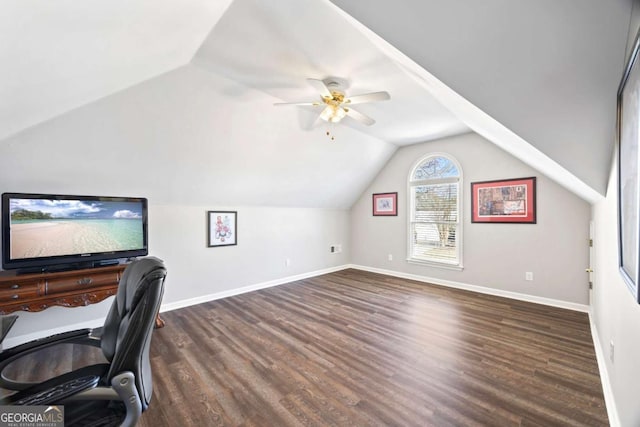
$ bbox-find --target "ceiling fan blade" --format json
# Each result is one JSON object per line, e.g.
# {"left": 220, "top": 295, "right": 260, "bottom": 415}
{"left": 307, "top": 78, "right": 332, "bottom": 98}
{"left": 345, "top": 91, "right": 390, "bottom": 105}
{"left": 345, "top": 107, "right": 375, "bottom": 126}
{"left": 274, "top": 101, "right": 323, "bottom": 106}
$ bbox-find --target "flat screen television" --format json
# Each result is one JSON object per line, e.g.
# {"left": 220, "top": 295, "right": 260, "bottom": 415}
{"left": 1, "top": 193, "right": 148, "bottom": 273}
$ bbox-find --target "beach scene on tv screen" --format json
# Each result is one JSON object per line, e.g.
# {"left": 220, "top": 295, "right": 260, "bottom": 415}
{"left": 9, "top": 198, "right": 144, "bottom": 259}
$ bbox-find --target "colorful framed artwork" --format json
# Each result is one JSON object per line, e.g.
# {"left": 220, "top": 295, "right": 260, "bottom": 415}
{"left": 617, "top": 25, "right": 640, "bottom": 303}
{"left": 471, "top": 177, "right": 536, "bottom": 224}
{"left": 207, "top": 211, "right": 237, "bottom": 247}
{"left": 372, "top": 192, "right": 398, "bottom": 216}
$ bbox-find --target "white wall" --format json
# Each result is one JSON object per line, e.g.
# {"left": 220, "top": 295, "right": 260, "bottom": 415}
{"left": 150, "top": 204, "right": 349, "bottom": 305}
{"left": 592, "top": 155, "right": 640, "bottom": 427}
{"left": 350, "top": 132, "right": 592, "bottom": 305}
{"left": 589, "top": 5, "right": 640, "bottom": 425}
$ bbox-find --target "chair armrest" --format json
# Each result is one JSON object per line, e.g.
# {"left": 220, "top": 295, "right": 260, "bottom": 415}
{"left": 0, "top": 328, "right": 101, "bottom": 391}
{"left": 12, "top": 374, "right": 100, "bottom": 406}
{"left": 3, "top": 371, "right": 141, "bottom": 427}
{"left": 0, "top": 363, "right": 109, "bottom": 405}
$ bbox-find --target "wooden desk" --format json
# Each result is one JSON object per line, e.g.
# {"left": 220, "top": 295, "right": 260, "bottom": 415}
{"left": 0, "top": 265, "right": 164, "bottom": 328}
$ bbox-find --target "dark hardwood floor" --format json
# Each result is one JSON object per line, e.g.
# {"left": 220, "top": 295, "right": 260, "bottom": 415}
{"left": 2, "top": 269, "right": 608, "bottom": 426}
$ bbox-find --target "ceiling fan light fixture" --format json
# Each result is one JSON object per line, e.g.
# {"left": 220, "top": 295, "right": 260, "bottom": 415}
{"left": 320, "top": 105, "right": 334, "bottom": 122}
{"left": 320, "top": 104, "right": 347, "bottom": 123}
{"left": 275, "top": 77, "right": 390, "bottom": 127}
{"left": 332, "top": 106, "right": 347, "bottom": 122}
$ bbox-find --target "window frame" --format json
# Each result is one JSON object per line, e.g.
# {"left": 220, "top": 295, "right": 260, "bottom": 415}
{"left": 406, "top": 153, "right": 463, "bottom": 270}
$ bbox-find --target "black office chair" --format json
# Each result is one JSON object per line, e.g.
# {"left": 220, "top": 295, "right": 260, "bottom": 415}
{"left": 0, "top": 257, "right": 167, "bottom": 427}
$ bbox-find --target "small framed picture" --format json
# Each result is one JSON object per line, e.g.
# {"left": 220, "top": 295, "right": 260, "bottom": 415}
{"left": 471, "top": 177, "right": 536, "bottom": 223}
{"left": 207, "top": 211, "right": 237, "bottom": 247}
{"left": 372, "top": 192, "right": 398, "bottom": 216}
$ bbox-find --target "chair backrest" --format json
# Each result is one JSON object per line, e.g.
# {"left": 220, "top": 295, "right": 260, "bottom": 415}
{"left": 100, "top": 257, "right": 167, "bottom": 409}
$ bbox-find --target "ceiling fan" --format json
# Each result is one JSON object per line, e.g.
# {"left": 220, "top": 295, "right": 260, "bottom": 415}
{"left": 274, "top": 78, "right": 390, "bottom": 126}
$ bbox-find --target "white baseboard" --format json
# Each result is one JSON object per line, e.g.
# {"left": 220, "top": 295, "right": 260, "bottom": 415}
{"left": 588, "top": 311, "right": 620, "bottom": 427}
{"left": 348, "top": 264, "right": 590, "bottom": 313}
{"left": 159, "top": 264, "right": 351, "bottom": 313}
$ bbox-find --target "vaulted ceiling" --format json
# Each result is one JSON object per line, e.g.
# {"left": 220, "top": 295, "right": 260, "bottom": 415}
{"left": 0, "top": 0, "right": 633, "bottom": 207}
{"left": 332, "top": 0, "right": 632, "bottom": 199}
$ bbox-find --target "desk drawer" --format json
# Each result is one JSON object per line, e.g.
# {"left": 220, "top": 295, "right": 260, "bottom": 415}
{"left": 0, "top": 281, "right": 42, "bottom": 303}
{"left": 46, "top": 271, "right": 120, "bottom": 295}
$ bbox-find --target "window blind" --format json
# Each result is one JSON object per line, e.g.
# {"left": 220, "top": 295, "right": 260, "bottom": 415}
{"left": 410, "top": 182, "right": 459, "bottom": 264}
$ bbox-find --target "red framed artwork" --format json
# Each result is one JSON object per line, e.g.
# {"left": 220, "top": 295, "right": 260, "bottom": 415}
{"left": 471, "top": 177, "right": 536, "bottom": 223}
{"left": 372, "top": 192, "right": 397, "bottom": 216}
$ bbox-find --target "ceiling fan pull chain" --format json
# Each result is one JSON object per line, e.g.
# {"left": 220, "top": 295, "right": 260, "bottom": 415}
{"left": 326, "top": 130, "right": 335, "bottom": 141}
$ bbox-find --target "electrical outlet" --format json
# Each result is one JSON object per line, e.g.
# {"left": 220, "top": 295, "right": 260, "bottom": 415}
{"left": 525, "top": 272, "right": 533, "bottom": 281}
{"left": 330, "top": 246, "right": 336, "bottom": 253}
{"left": 285, "top": 258, "right": 291, "bottom": 267}
{"left": 388, "top": 254, "right": 393, "bottom": 261}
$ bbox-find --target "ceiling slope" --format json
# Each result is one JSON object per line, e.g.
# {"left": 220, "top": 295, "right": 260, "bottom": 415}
{"left": 192, "top": 0, "right": 469, "bottom": 145}
{"left": 330, "top": 0, "right": 632, "bottom": 198}
{"left": 0, "top": 65, "right": 396, "bottom": 209}
{"left": 0, "top": 0, "right": 233, "bottom": 141}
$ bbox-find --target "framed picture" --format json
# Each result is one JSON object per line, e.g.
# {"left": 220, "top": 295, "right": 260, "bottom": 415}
{"left": 372, "top": 192, "right": 398, "bottom": 216}
{"left": 207, "top": 211, "right": 237, "bottom": 247}
{"left": 617, "top": 26, "right": 640, "bottom": 303}
{"left": 471, "top": 177, "right": 536, "bottom": 224}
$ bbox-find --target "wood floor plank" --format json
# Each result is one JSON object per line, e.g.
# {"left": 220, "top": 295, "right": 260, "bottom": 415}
{"left": 1, "top": 269, "right": 608, "bottom": 426}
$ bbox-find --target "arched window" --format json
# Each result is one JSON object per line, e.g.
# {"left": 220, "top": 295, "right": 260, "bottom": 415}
{"left": 408, "top": 154, "right": 462, "bottom": 268}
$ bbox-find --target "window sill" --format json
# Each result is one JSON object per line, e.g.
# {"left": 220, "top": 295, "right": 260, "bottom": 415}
{"left": 406, "top": 258, "right": 464, "bottom": 271}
